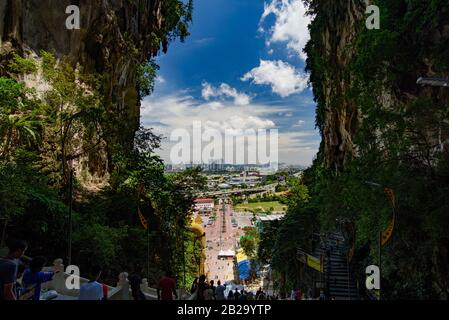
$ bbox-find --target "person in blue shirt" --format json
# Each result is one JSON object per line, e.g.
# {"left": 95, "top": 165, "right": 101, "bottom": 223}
{"left": 22, "top": 256, "right": 55, "bottom": 300}
{"left": 79, "top": 265, "right": 105, "bottom": 300}
{"left": 0, "top": 239, "right": 27, "bottom": 300}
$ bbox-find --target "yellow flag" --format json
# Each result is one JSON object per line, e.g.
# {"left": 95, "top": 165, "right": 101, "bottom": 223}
{"left": 381, "top": 217, "right": 394, "bottom": 246}
{"left": 307, "top": 255, "right": 323, "bottom": 273}
{"left": 384, "top": 187, "right": 396, "bottom": 208}
{"left": 138, "top": 207, "right": 148, "bottom": 230}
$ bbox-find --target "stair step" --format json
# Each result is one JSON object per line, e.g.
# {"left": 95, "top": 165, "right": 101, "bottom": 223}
{"left": 324, "top": 268, "right": 349, "bottom": 272}
{"left": 328, "top": 275, "right": 354, "bottom": 280}
{"left": 329, "top": 278, "right": 352, "bottom": 285}
{"left": 330, "top": 289, "right": 358, "bottom": 295}
{"left": 329, "top": 283, "right": 358, "bottom": 289}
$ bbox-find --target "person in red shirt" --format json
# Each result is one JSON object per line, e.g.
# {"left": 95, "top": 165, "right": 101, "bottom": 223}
{"left": 157, "top": 271, "right": 178, "bottom": 300}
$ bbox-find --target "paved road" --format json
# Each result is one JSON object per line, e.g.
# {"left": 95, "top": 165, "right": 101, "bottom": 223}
{"left": 204, "top": 204, "right": 235, "bottom": 282}
{"left": 204, "top": 203, "right": 255, "bottom": 283}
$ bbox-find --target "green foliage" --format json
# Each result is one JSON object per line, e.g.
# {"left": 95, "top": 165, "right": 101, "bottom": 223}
{"left": 302, "top": 0, "right": 449, "bottom": 299}
{"left": 0, "top": 77, "right": 42, "bottom": 158}
{"left": 0, "top": 1, "right": 197, "bottom": 287}
{"left": 240, "top": 227, "right": 259, "bottom": 259}
{"left": 137, "top": 60, "right": 160, "bottom": 97}
{"left": 8, "top": 54, "right": 38, "bottom": 75}
{"left": 0, "top": 151, "right": 68, "bottom": 258}
{"left": 157, "top": 0, "right": 194, "bottom": 53}
{"left": 257, "top": 220, "right": 281, "bottom": 265}
{"left": 240, "top": 236, "right": 257, "bottom": 259}
{"left": 256, "top": 180, "right": 319, "bottom": 295}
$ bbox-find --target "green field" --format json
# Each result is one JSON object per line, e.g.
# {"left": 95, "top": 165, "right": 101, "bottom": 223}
{"left": 235, "top": 201, "right": 287, "bottom": 212}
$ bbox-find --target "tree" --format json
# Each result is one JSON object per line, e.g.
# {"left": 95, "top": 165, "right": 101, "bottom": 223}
{"left": 240, "top": 236, "right": 257, "bottom": 258}
{"left": 0, "top": 77, "right": 42, "bottom": 159}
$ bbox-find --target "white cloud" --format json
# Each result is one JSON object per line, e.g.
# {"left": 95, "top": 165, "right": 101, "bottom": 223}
{"left": 141, "top": 92, "right": 285, "bottom": 142}
{"left": 278, "top": 131, "right": 320, "bottom": 164}
{"left": 201, "top": 82, "right": 251, "bottom": 106}
{"left": 156, "top": 75, "right": 166, "bottom": 84}
{"left": 261, "top": 0, "right": 311, "bottom": 61}
{"left": 293, "top": 119, "right": 305, "bottom": 127}
{"left": 242, "top": 60, "right": 309, "bottom": 97}
{"left": 140, "top": 93, "right": 320, "bottom": 166}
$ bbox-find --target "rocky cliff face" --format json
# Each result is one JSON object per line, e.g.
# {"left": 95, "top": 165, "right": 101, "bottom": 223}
{"left": 308, "top": 0, "right": 366, "bottom": 172}
{"left": 0, "top": 0, "right": 170, "bottom": 187}
{"left": 306, "top": 0, "right": 449, "bottom": 172}
{"left": 306, "top": 2, "right": 449, "bottom": 297}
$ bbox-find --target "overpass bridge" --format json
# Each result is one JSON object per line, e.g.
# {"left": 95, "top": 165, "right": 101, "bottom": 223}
{"left": 197, "top": 184, "right": 277, "bottom": 198}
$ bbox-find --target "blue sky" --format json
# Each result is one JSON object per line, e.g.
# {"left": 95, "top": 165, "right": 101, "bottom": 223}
{"left": 141, "top": 0, "right": 320, "bottom": 166}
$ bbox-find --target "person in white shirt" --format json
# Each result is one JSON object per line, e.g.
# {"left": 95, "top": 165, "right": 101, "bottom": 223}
{"left": 79, "top": 265, "right": 104, "bottom": 300}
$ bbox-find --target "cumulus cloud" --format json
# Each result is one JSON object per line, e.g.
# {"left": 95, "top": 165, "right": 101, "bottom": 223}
{"left": 293, "top": 119, "right": 305, "bottom": 127}
{"left": 242, "top": 60, "right": 309, "bottom": 97}
{"left": 141, "top": 92, "right": 319, "bottom": 166}
{"left": 201, "top": 82, "right": 251, "bottom": 106}
{"left": 142, "top": 93, "right": 278, "bottom": 163}
{"left": 156, "top": 75, "right": 166, "bottom": 84}
{"left": 261, "top": 0, "right": 312, "bottom": 61}
{"left": 141, "top": 92, "right": 285, "bottom": 142}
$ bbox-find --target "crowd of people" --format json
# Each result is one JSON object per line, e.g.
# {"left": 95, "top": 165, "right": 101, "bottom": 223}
{"left": 187, "top": 275, "right": 272, "bottom": 301}
{"left": 1, "top": 238, "right": 330, "bottom": 301}
{"left": 1, "top": 239, "right": 110, "bottom": 300}
{"left": 0, "top": 239, "right": 74, "bottom": 300}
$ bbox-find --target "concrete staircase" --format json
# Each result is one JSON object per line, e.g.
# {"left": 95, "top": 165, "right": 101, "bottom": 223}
{"left": 315, "top": 233, "right": 358, "bottom": 300}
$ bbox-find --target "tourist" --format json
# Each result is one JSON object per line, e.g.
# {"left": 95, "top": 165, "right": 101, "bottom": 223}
{"left": 158, "top": 270, "right": 178, "bottom": 300}
{"left": 79, "top": 265, "right": 104, "bottom": 300}
{"left": 307, "top": 288, "right": 313, "bottom": 300}
{"left": 22, "top": 256, "right": 55, "bottom": 300}
{"left": 15, "top": 263, "right": 26, "bottom": 299}
{"left": 215, "top": 280, "right": 226, "bottom": 300}
{"left": 233, "top": 288, "right": 240, "bottom": 300}
{"left": 203, "top": 284, "right": 214, "bottom": 300}
{"left": 129, "top": 265, "right": 146, "bottom": 300}
{"left": 238, "top": 290, "right": 247, "bottom": 300}
{"left": 295, "top": 288, "right": 302, "bottom": 300}
{"left": 0, "top": 239, "right": 27, "bottom": 300}
{"left": 190, "top": 277, "right": 198, "bottom": 295}
{"left": 319, "top": 290, "right": 326, "bottom": 300}
{"left": 256, "top": 287, "right": 263, "bottom": 299}
{"left": 257, "top": 291, "right": 266, "bottom": 300}
{"left": 291, "top": 289, "right": 296, "bottom": 300}
{"left": 196, "top": 275, "right": 207, "bottom": 300}
{"left": 227, "top": 289, "right": 234, "bottom": 300}
{"left": 102, "top": 282, "right": 109, "bottom": 300}
{"left": 209, "top": 280, "right": 216, "bottom": 297}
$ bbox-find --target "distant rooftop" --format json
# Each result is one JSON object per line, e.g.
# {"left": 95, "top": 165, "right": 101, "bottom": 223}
{"left": 257, "top": 214, "right": 285, "bottom": 222}
{"left": 194, "top": 198, "right": 214, "bottom": 203}
{"left": 218, "top": 249, "right": 235, "bottom": 257}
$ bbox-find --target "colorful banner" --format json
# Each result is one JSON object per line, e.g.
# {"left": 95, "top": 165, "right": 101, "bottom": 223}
{"left": 384, "top": 187, "right": 396, "bottom": 208}
{"left": 381, "top": 217, "right": 394, "bottom": 246}
{"left": 138, "top": 207, "right": 148, "bottom": 230}
{"left": 307, "top": 254, "right": 323, "bottom": 273}
{"left": 236, "top": 249, "right": 251, "bottom": 280}
{"left": 381, "top": 187, "right": 396, "bottom": 246}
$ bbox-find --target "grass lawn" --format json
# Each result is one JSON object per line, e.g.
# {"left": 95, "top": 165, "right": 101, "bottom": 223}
{"left": 235, "top": 201, "right": 287, "bottom": 212}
